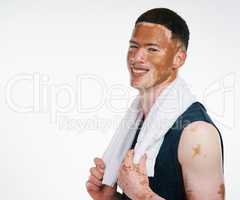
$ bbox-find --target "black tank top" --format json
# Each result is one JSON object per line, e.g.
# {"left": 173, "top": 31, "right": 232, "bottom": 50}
{"left": 121, "top": 101, "right": 224, "bottom": 200}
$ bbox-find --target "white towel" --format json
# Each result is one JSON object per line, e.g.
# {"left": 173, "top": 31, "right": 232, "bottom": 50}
{"left": 102, "top": 75, "right": 197, "bottom": 186}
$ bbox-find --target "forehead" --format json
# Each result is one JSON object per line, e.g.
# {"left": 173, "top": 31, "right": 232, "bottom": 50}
{"left": 131, "top": 22, "right": 173, "bottom": 44}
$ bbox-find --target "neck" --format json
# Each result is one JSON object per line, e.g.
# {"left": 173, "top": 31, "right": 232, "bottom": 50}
{"left": 139, "top": 73, "right": 177, "bottom": 117}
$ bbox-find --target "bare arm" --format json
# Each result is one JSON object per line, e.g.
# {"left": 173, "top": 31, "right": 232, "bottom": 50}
{"left": 178, "top": 121, "right": 225, "bottom": 200}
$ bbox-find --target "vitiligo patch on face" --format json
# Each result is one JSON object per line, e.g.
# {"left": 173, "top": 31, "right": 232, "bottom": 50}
{"left": 136, "top": 22, "right": 158, "bottom": 27}
{"left": 135, "top": 22, "right": 172, "bottom": 40}
{"left": 192, "top": 144, "right": 201, "bottom": 158}
{"left": 127, "top": 22, "right": 180, "bottom": 90}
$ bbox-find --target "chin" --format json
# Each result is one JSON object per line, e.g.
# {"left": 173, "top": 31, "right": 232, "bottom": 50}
{"left": 130, "top": 81, "right": 148, "bottom": 91}
{"left": 130, "top": 81, "right": 140, "bottom": 89}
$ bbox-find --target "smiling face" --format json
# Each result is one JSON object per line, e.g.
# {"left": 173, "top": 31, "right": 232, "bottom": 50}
{"left": 127, "top": 22, "right": 185, "bottom": 91}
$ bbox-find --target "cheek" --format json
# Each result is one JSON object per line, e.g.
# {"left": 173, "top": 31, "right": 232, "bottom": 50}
{"left": 149, "top": 51, "right": 174, "bottom": 70}
{"left": 127, "top": 50, "right": 134, "bottom": 64}
{"left": 148, "top": 56, "right": 173, "bottom": 79}
{"left": 148, "top": 55, "right": 167, "bottom": 70}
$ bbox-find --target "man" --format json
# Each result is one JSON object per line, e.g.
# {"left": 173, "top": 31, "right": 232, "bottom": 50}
{"left": 86, "top": 8, "right": 225, "bottom": 200}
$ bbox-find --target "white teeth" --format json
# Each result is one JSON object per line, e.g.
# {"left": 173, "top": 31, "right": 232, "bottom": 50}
{"left": 132, "top": 68, "right": 148, "bottom": 74}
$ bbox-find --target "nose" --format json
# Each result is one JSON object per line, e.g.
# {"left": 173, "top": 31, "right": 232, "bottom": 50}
{"left": 133, "top": 48, "right": 146, "bottom": 63}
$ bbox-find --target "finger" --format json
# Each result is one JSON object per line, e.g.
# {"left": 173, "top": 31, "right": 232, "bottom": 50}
{"left": 122, "top": 149, "right": 134, "bottom": 167}
{"left": 90, "top": 167, "right": 104, "bottom": 180}
{"left": 86, "top": 181, "right": 100, "bottom": 192}
{"left": 94, "top": 157, "right": 105, "bottom": 171}
{"left": 88, "top": 175, "right": 103, "bottom": 187}
{"left": 138, "top": 153, "right": 147, "bottom": 175}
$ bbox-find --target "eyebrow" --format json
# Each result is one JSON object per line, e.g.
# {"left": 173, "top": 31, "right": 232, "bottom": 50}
{"left": 129, "top": 40, "right": 160, "bottom": 47}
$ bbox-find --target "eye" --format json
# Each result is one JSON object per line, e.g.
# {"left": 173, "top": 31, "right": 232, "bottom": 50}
{"left": 147, "top": 47, "right": 159, "bottom": 52}
{"left": 129, "top": 44, "right": 138, "bottom": 49}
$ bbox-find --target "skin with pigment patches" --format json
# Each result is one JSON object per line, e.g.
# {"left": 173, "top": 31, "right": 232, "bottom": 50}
{"left": 184, "top": 185, "right": 225, "bottom": 200}
{"left": 127, "top": 22, "right": 184, "bottom": 90}
{"left": 218, "top": 183, "right": 225, "bottom": 199}
{"left": 117, "top": 150, "right": 151, "bottom": 200}
{"left": 192, "top": 144, "right": 201, "bottom": 158}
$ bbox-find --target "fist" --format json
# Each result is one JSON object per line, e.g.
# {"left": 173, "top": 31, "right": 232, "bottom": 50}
{"left": 117, "top": 150, "right": 151, "bottom": 200}
{"left": 86, "top": 157, "right": 116, "bottom": 200}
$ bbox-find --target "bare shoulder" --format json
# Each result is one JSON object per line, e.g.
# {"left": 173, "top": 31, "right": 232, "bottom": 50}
{"left": 177, "top": 121, "right": 225, "bottom": 199}
{"left": 178, "top": 120, "right": 223, "bottom": 167}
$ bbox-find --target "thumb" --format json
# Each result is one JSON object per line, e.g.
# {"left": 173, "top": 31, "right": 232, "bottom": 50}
{"left": 138, "top": 153, "right": 147, "bottom": 175}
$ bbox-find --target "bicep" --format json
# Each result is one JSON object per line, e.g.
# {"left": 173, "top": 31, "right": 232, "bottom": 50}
{"left": 182, "top": 166, "right": 224, "bottom": 200}
{"left": 178, "top": 121, "right": 225, "bottom": 200}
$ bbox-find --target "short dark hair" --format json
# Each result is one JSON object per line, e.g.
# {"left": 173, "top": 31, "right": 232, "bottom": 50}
{"left": 135, "top": 8, "right": 190, "bottom": 50}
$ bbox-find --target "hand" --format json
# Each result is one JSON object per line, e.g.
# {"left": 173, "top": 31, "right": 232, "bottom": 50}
{"left": 117, "top": 150, "right": 152, "bottom": 200}
{"left": 86, "top": 157, "right": 117, "bottom": 200}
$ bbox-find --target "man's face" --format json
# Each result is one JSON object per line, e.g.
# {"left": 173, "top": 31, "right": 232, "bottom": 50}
{"left": 127, "top": 22, "right": 180, "bottom": 90}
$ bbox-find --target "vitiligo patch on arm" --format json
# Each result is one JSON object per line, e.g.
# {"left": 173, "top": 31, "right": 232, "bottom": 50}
{"left": 217, "top": 183, "right": 225, "bottom": 200}
{"left": 191, "top": 144, "right": 201, "bottom": 158}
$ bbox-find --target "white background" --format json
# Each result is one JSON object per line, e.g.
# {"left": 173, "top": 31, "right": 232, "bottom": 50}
{"left": 0, "top": 0, "right": 239, "bottom": 199}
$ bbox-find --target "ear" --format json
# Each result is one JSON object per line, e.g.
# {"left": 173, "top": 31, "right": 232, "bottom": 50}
{"left": 172, "top": 48, "right": 187, "bottom": 70}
